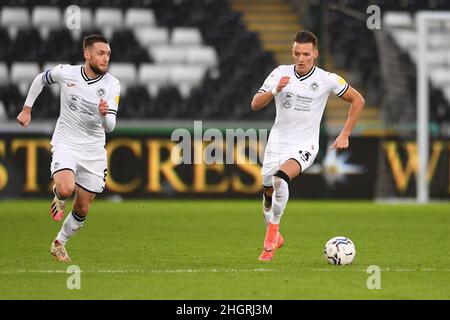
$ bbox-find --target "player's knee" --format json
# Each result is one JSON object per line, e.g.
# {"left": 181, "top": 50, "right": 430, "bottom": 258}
{"left": 73, "top": 202, "right": 90, "bottom": 216}
{"left": 56, "top": 183, "right": 75, "bottom": 199}
{"left": 273, "top": 170, "right": 290, "bottom": 189}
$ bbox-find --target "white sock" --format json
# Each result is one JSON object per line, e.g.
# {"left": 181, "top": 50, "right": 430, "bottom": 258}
{"left": 263, "top": 207, "right": 273, "bottom": 227}
{"left": 56, "top": 211, "right": 85, "bottom": 245}
{"left": 263, "top": 193, "right": 273, "bottom": 227}
{"left": 270, "top": 175, "right": 289, "bottom": 225}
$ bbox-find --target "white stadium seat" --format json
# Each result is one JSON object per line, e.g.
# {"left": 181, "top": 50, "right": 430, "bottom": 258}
{"left": 150, "top": 46, "right": 185, "bottom": 64}
{"left": 0, "top": 100, "right": 7, "bottom": 122}
{"left": 383, "top": 12, "right": 413, "bottom": 28}
{"left": 79, "top": 7, "right": 94, "bottom": 29}
{"left": 171, "top": 27, "right": 203, "bottom": 46}
{"left": 169, "top": 65, "right": 206, "bottom": 98}
{"left": 32, "top": 6, "right": 62, "bottom": 40}
{"left": 428, "top": 34, "right": 450, "bottom": 49}
{"left": 134, "top": 27, "right": 170, "bottom": 47}
{"left": 32, "top": 6, "right": 62, "bottom": 29}
{"left": 392, "top": 29, "right": 417, "bottom": 51}
{"left": 186, "top": 47, "right": 218, "bottom": 68}
{"left": 1, "top": 7, "right": 30, "bottom": 38}
{"left": 11, "top": 62, "right": 41, "bottom": 96}
{"left": 138, "top": 64, "right": 170, "bottom": 97}
{"left": 0, "top": 63, "right": 9, "bottom": 86}
{"left": 95, "top": 8, "right": 123, "bottom": 39}
{"left": 125, "top": 8, "right": 156, "bottom": 28}
{"left": 430, "top": 68, "right": 450, "bottom": 87}
{"left": 427, "top": 51, "right": 448, "bottom": 66}
{"left": 443, "top": 86, "right": 450, "bottom": 102}
{"left": 108, "top": 63, "right": 137, "bottom": 94}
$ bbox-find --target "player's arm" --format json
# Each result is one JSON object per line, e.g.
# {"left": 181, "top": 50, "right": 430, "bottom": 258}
{"left": 330, "top": 86, "right": 365, "bottom": 149}
{"left": 251, "top": 76, "right": 290, "bottom": 111}
{"left": 17, "top": 66, "right": 62, "bottom": 128}
{"left": 100, "top": 81, "right": 120, "bottom": 133}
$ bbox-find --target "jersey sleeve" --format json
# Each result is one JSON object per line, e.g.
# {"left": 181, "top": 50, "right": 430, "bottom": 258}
{"left": 328, "top": 73, "right": 349, "bottom": 97}
{"left": 106, "top": 80, "right": 121, "bottom": 116}
{"left": 258, "top": 67, "right": 281, "bottom": 93}
{"left": 41, "top": 64, "right": 66, "bottom": 85}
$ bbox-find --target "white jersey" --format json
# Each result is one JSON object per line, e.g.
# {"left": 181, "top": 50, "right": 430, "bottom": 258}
{"left": 259, "top": 65, "right": 348, "bottom": 153}
{"left": 42, "top": 64, "right": 121, "bottom": 149}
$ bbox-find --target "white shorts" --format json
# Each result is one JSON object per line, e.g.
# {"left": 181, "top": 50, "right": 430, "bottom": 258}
{"left": 50, "top": 145, "right": 107, "bottom": 194}
{"left": 261, "top": 145, "right": 317, "bottom": 187}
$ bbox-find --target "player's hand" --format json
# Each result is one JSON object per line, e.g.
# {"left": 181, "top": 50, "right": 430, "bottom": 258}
{"left": 16, "top": 106, "right": 32, "bottom": 128}
{"left": 330, "top": 133, "right": 349, "bottom": 150}
{"left": 275, "top": 76, "right": 290, "bottom": 93}
{"left": 98, "top": 99, "right": 108, "bottom": 117}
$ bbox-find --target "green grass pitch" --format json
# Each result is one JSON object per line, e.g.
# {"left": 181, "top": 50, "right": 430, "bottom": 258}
{"left": 0, "top": 199, "right": 449, "bottom": 299}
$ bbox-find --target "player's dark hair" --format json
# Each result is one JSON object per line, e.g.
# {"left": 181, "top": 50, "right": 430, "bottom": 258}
{"left": 83, "top": 34, "right": 108, "bottom": 50}
{"left": 293, "top": 30, "right": 318, "bottom": 48}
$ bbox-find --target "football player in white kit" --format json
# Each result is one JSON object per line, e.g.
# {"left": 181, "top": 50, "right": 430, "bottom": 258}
{"left": 251, "top": 30, "right": 365, "bottom": 261}
{"left": 16, "top": 35, "right": 121, "bottom": 262}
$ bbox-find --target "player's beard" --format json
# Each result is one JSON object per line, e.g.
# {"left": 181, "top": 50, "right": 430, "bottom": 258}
{"left": 89, "top": 62, "right": 107, "bottom": 76}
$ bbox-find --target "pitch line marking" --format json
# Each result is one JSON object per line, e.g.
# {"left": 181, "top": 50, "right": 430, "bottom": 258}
{"left": 0, "top": 268, "right": 278, "bottom": 274}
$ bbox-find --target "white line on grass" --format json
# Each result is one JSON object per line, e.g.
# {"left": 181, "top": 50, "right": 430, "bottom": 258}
{"left": 0, "top": 268, "right": 277, "bottom": 274}
{"left": 2, "top": 268, "right": 450, "bottom": 274}
{"left": 312, "top": 268, "right": 450, "bottom": 272}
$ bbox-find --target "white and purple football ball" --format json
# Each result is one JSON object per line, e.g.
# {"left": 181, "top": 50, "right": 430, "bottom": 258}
{"left": 324, "top": 236, "right": 356, "bottom": 265}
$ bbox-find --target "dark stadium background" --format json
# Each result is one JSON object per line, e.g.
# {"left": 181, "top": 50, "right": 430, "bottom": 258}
{"left": 0, "top": 0, "right": 449, "bottom": 201}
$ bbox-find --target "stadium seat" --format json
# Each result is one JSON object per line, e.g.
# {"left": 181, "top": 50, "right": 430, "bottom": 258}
{"left": 153, "top": 86, "right": 182, "bottom": 118}
{"left": 427, "top": 51, "right": 448, "bottom": 66}
{"left": 171, "top": 27, "right": 203, "bottom": 46}
{"left": 169, "top": 65, "right": 206, "bottom": 98}
{"left": 391, "top": 30, "right": 417, "bottom": 51}
{"left": 430, "top": 68, "right": 450, "bottom": 86}
{"left": 120, "top": 85, "right": 154, "bottom": 118}
{"left": 94, "top": 8, "right": 123, "bottom": 38}
{"left": 0, "top": 100, "right": 7, "bottom": 122}
{"left": 0, "top": 83, "right": 23, "bottom": 119}
{"left": 0, "top": 28, "right": 11, "bottom": 60}
{"left": 125, "top": 8, "right": 157, "bottom": 28}
{"left": 108, "top": 63, "right": 137, "bottom": 94}
{"left": 11, "top": 62, "right": 41, "bottom": 96}
{"left": 32, "top": 86, "right": 58, "bottom": 119}
{"left": 10, "top": 28, "right": 43, "bottom": 62}
{"left": 444, "top": 86, "right": 450, "bottom": 102}
{"left": 428, "top": 34, "right": 450, "bottom": 49}
{"left": 138, "top": 63, "right": 170, "bottom": 97}
{"left": 134, "top": 27, "right": 170, "bottom": 47}
{"left": 383, "top": 12, "right": 413, "bottom": 28}
{"left": 149, "top": 46, "right": 185, "bottom": 64}
{"left": 0, "top": 63, "right": 9, "bottom": 86}
{"left": 0, "top": 0, "right": 277, "bottom": 120}
{"left": 32, "top": 6, "right": 62, "bottom": 39}
{"left": 186, "top": 47, "right": 218, "bottom": 69}
{"left": 0, "top": 7, "right": 30, "bottom": 38}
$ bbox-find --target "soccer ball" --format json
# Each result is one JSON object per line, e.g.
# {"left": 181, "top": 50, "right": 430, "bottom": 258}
{"left": 323, "top": 236, "right": 356, "bottom": 265}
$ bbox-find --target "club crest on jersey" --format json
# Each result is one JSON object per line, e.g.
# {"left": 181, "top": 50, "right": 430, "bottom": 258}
{"left": 282, "top": 92, "right": 294, "bottom": 109}
{"left": 310, "top": 82, "right": 319, "bottom": 92}
{"left": 96, "top": 88, "right": 106, "bottom": 97}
